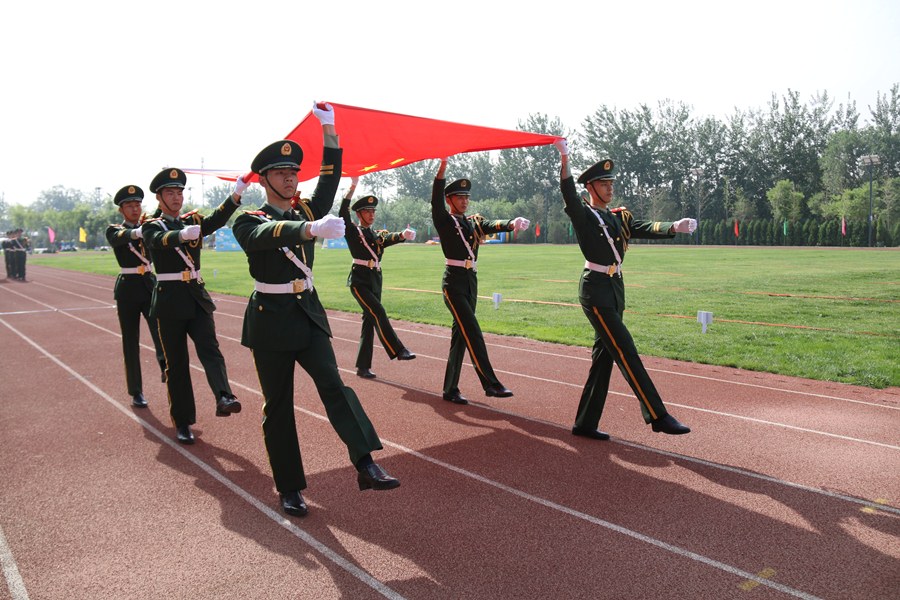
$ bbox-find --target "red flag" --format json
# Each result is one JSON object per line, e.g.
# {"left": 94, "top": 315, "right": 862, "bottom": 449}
{"left": 186, "top": 103, "right": 563, "bottom": 183}
{"left": 734, "top": 219, "right": 740, "bottom": 238}
{"left": 841, "top": 216, "right": 847, "bottom": 236}
{"left": 535, "top": 223, "right": 541, "bottom": 238}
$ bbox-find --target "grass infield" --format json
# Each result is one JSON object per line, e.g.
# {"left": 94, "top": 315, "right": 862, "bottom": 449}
{"left": 31, "top": 243, "right": 899, "bottom": 389}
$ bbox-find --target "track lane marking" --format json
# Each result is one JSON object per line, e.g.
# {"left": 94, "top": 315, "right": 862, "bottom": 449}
{"left": 0, "top": 316, "right": 407, "bottom": 600}
{"left": 3, "top": 276, "right": 900, "bottom": 514}
{"left": 0, "top": 316, "right": 826, "bottom": 600}
{"left": 0, "top": 524, "right": 29, "bottom": 600}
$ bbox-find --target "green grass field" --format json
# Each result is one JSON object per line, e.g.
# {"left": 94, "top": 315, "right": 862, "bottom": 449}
{"left": 30, "top": 243, "right": 899, "bottom": 389}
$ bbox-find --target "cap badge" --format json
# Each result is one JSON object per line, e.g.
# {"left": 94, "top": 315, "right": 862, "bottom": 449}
{"left": 128, "top": 186, "right": 136, "bottom": 194}
{"left": 169, "top": 169, "right": 179, "bottom": 179}
{"left": 281, "top": 143, "right": 292, "bottom": 156}
{"left": 461, "top": 181, "right": 468, "bottom": 188}
{"left": 603, "top": 161, "right": 611, "bottom": 170}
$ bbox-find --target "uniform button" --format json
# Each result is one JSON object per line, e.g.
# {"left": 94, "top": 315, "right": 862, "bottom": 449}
{"left": 258, "top": 306, "right": 263, "bottom": 311}
{"left": 296, "top": 294, "right": 303, "bottom": 299}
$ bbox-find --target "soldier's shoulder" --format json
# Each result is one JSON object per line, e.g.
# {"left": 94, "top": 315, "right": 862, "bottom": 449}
{"left": 241, "top": 210, "right": 269, "bottom": 216}
{"left": 142, "top": 217, "right": 163, "bottom": 225}
{"left": 610, "top": 206, "right": 628, "bottom": 213}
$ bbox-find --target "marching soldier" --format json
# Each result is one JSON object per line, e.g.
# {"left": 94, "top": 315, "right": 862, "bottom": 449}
{"left": 431, "top": 158, "right": 531, "bottom": 404}
{"left": 339, "top": 177, "right": 416, "bottom": 379}
{"left": 232, "top": 102, "right": 399, "bottom": 519}
{"left": 555, "top": 140, "right": 693, "bottom": 439}
{"left": 105, "top": 185, "right": 167, "bottom": 408}
{"left": 141, "top": 167, "right": 241, "bottom": 445}
{"left": 7, "top": 229, "right": 28, "bottom": 281}
{"left": 2, "top": 232, "right": 11, "bottom": 279}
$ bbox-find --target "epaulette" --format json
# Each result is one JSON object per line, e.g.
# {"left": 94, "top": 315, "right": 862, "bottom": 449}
{"left": 142, "top": 217, "right": 163, "bottom": 223}
{"left": 243, "top": 210, "right": 268, "bottom": 216}
{"left": 610, "top": 206, "right": 628, "bottom": 213}
{"left": 182, "top": 209, "right": 199, "bottom": 217}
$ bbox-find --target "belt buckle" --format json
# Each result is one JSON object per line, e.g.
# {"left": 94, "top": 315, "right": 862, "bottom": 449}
{"left": 137, "top": 265, "right": 146, "bottom": 275}
{"left": 367, "top": 259, "right": 375, "bottom": 268}
{"left": 292, "top": 279, "right": 306, "bottom": 293}
{"left": 607, "top": 265, "right": 617, "bottom": 276}
{"left": 464, "top": 259, "right": 472, "bottom": 269}
{"left": 181, "top": 271, "right": 191, "bottom": 282}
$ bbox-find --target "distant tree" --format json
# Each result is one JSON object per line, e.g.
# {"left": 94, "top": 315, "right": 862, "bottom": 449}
{"left": 33, "top": 186, "right": 84, "bottom": 212}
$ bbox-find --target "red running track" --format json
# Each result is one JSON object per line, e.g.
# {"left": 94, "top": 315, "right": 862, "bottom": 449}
{"left": 0, "top": 265, "right": 898, "bottom": 600}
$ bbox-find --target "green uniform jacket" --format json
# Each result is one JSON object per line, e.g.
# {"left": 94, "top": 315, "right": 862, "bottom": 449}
{"left": 339, "top": 196, "right": 405, "bottom": 292}
{"left": 142, "top": 198, "right": 239, "bottom": 320}
{"left": 232, "top": 146, "right": 343, "bottom": 351}
{"left": 561, "top": 176, "right": 675, "bottom": 309}
{"left": 105, "top": 222, "right": 156, "bottom": 302}
{"left": 431, "top": 177, "right": 514, "bottom": 294}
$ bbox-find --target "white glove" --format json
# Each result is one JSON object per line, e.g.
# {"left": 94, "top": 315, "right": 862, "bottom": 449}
{"left": 511, "top": 217, "right": 531, "bottom": 231}
{"left": 402, "top": 228, "right": 416, "bottom": 241}
{"left": 131, "top": 228, "right": 143, "bottom": 240}
{"left": 312, "top": 101, "right": 335, "bottom": 126}
{"left": 554, "top": 139, "right": 569, "bottom": 156}
{"left": 309, "top": 214, "right": 345, "bottom": 239}
{"left": 232, "top": 174, "right": 251, "bottom": 197}
{"left": 672, "top": 218, "right": 697, "bottom": 234}
{"left": 180, "top": 224, "right": 202, "bottom": 241}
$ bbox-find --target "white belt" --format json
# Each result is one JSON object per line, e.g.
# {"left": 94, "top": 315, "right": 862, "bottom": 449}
{"left": 120, "top": 266, "right": 153, "bottom": 275}
{"left": 352, "top": 258, "right": 381, "bottom": 270}
{"left": 157, "top": 270, "right": 200, "bottom": 282}
{"left": 584, "top": 261, "right": 620, "bottom": 277}
{"left": 445, "top": 258, "right": 477, "bottom": 271}
{"left": 254, "top": 279, "right": 312, "bottom": 294}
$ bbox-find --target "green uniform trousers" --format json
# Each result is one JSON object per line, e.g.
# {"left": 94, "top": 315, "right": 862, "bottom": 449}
{"left": 350, "top": 282, "right": 404, "bottom": 370}
{"left": 158, "top": 311, "right": 232, "bottom": 427}
{"left": 252, "top": 324, "right": 382, "bottom": 493}
{"left": 117, "top": 294, "right": 165, "bottom": 395}
{"left": 441, "top": 285, "right": 503, "bottom": 396}
{"left": 575, "top": 301, "right": 668, "bottom": 428}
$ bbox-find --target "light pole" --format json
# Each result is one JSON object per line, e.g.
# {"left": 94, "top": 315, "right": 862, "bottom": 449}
{"left": 860, "top": 154, "right": 880, "bottom": 247}
{"left": 690, "top": 167, "right": 704, "bottom": 245}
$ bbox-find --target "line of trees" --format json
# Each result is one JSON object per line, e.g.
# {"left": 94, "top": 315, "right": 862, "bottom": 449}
{"left": 3, "top": 84, "right": 898, "bottom": 248}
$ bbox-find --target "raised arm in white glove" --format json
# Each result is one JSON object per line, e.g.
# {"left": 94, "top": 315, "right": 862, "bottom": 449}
{"left": 672, "top": 218, "right": 697, "bottom": 234}
{"left": 232, "top": 174, "right": 251, "bottom": 198}
{"left": 402, "top": 228, "right": 416, "bottom": 241}
{"left": 131, "top": 228, "right": 143, "bottom": 240}
{"left": 312, "top": 102, "right": 335, "bottom": 126}
{"left": 553, "top": 139, "right": 569, "bottom": 156}
{"left": 180, "top": 224, "right": 202, "bottom": 241}
{"left": 308, "top": 214, "right": 345, "bottom": 239}
{"left": 511, "top": 217, "right": 531, "bottom": 231}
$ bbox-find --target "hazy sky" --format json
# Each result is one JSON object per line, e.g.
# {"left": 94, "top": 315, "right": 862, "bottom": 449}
{"left": 2, "top": 0, "right": 897, "bottom": 209}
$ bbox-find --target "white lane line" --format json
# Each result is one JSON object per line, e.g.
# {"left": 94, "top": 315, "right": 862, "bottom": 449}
{"left": 0, "top": 524, "right": 29, "bottom": 600}
{"left": 0, "top": 296, "right": 889, "bottom": 599}
{"left": 0, "top": 316, "right": 407, "bottom": 600}
{"left": 0, "top": 313, "right": 827, "bottom": 599}
{"left": 292, "top": 398, "right": 824, "bottom": 599}
{"left": 325, "top": 315, "right": 898, "bottom": 411}
{"left": 327, "top": 334, "right": 900, "bottom": 452}
{"left": 26, "top": 268, "right": 894, "bottom": 410}
{"left": 5, "top": 282, "right": 900, "bottom": 514}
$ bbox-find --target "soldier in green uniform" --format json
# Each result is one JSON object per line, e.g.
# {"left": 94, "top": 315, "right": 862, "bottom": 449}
{"left": 339, "top": 177, "right": 416, "bottom": 379}
{"left": 7, "top": 229, "right": 27, "bottom": 281}
{"left": 232, "top": 102, "right": 399, "bottom": 519}
{"left": 2, "top": 232, "right": 11, "bottom": 279}
{"left": 141, "top": 167, "right": 242, "bottom": 445}
{"left": 431, "top": 158, "right": 531, "bottom": 405}
{"left": 105, "top": 185, "right": 166, "bottom": 408}
{"left": 555, "top": 140, "right": 694, "bottom": 439}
